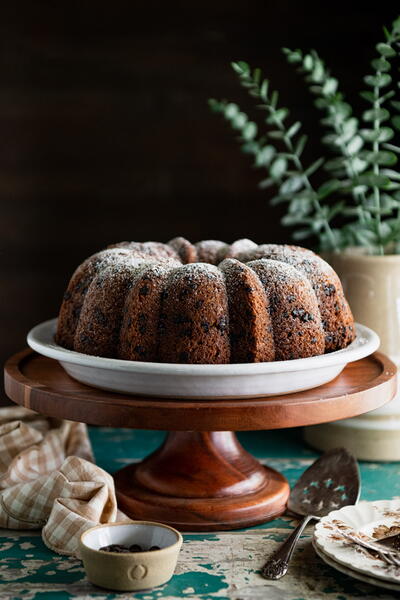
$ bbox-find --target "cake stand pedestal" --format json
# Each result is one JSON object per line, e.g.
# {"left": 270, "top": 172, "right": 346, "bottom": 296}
{"left": 4, "top": 350, "right": 397, "bottom": 531}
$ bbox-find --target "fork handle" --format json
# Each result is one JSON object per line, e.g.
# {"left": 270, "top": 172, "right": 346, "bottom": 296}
{"left": 261, "top": 514, "right": 314, "bottom": 579}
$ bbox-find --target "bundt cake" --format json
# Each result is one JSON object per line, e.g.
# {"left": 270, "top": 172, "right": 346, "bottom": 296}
{"left": 55, "top": 238, "right": 355, "bottom": 364}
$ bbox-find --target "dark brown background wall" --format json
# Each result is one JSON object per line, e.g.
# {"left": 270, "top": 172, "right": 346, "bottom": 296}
{"left": 0, "top": 2, "right": 396, "bottom": 372}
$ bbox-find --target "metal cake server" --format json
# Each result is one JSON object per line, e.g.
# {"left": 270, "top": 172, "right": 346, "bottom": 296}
{"left": 261, "top": 447, "right": 360, "bottom": 580}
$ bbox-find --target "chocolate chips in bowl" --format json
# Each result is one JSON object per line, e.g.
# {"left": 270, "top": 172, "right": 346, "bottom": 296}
{"left": 100, "top": 543, "right": 161, "bottom": 553}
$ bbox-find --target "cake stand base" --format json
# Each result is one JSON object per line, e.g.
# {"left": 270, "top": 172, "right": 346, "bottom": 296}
{"left": 114, "top": 431, "right": 289, "bottom": 530}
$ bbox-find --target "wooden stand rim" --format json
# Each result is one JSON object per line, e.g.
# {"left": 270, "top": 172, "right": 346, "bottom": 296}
{"left": 3, "top": 349, "right": 397, "bottom": 531}
{"left": 4, "top": 349, "right": 397, "bottom": 431}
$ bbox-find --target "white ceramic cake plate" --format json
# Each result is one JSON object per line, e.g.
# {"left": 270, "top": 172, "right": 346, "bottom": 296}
{"left": 27, "top": 319, "right": 379, "bottom": 398}
{"left": 314, "top": 499, "right": 400, "bottom": 587}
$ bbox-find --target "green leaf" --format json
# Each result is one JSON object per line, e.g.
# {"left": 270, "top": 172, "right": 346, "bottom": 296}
{"left": 381, "top": 169, "right": 400, "bottom": 181}
{"left": 360, "top": 90, "right": 374, "bottom": 103}
{"left": 350, "top": 157, "right": 368, "bottom": 174}
{"left": 270, "top": 193, "right": 290, "bottom": 205}
{"left": 232, "top": 112, "right": 248, "bottom": 129}
{"left": 303, "top": 54, "right": 313, "bottom": 70}
{"left": 362, "top": 150, "right": 397, "bottom": 166}
{"left": 283, "top": 48, "right": 303, "bottom": 63}
{"left": 328, "top": 201, "right": 346, "bottom": 219}
{"left": 324, "top": 157, "right": 347, "bottom": 171}
{"left": 295, "top": 134, "right": 308, "bottom": 157}
{"left": 391, "top": 100, "right": 400, "bottom": 112}
{"left": 287, "top": 121, "right": 301, "bottom": 138}
{"left": 392, "top": 15, "right": 400, "bottom": 33}
{"left": 258, "top": 177, "right": 275, "bottom": 189}
{"left": 292, "top": 228, "right": 313, "bottom": 240}
{"left": 358, "top": 172, "right": 390, "bottom": 187}
{"left": 288, "top": 197, "right": 312, "bottom": 215}
{"left": 268, "top": 130, "right": 285, "bottom": 140}
{"left": 273, "top": 108, "right": 289, "bottom": 122}
{"left": 282, "top": 213, "right": 308, "bottom": 226}
{"left": 241, "top": 141, "right": 259, "bottom": 155}
{"left": 360, "top": 127, "right": 394, "bottom": 142}
{"left": 371, "top": 57, "right": 391, "bottom": 72}
{"left": 383, "top": 143, "right": 400, "bottom": 155}
{"left": 342, "top": 118, "right": 358, "bottom": 137}
{"left": 225, "top": 103, "right": 239, "bottom": 118}
{"left": 363, "top": 108, "right": 390, "bottom": 122}
{"left": 242, "top": 121, "right": 258, "bottom": 140}
{"left": 364, "top": 73, "right": 392, "bottom": 88}
{"left": 279, "top": 176, "right": 304, "bottom": 195}
{"left": 231, "top": 61, "right": 249, "bottom": 75}
{"left": 315, "top": 98, "right": 329, "bottom": 109}
{"left": 208, "top": 98, "right": 225, "bottom": 112}
{"left": 260, "top": 79, "right": 269, "bottom": 101}
{"left": 378, "top": 221, "right": 392, "bottom": 238}
{"left": 393, "top": 116, "right": 400, "bottom": 131}
{"left": 255, "top": 145, "right": 276, "bottom": 167}
{"left": 304, "top": 157, "right": 324, "bottom": 177}
{"left": 271, "top": 90, "right": 279, "bottom": 109}
{"left": 347, "top": 135, "right": 363, "bottom": 154}
{"left": 376, "top": 42, "right": 396, "bottom": 57}
{"left": 335, "top": 102, "right": 352, "bottom": 119}
{"left": 317, "top": 179, "right": 342, "bottom": 199}
{"left": 270, "top": 157, "right": 287, "bottom": 179}
{"left": 322, "top": 78, "right": 338, "bottom": 95}
{"left": 352, "top": 226, "right": 378, "bottom": 245}
{"left": 253, "top": 67, "right": 261, "bottom": 84}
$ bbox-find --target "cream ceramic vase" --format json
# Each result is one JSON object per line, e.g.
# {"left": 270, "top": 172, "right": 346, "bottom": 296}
{"left": 304, "top": 252, "right": 400, "bottom": 460}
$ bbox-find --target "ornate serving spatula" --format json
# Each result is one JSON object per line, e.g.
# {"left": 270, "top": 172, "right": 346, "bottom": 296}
{"left": 262, "top": 447, "right": 360, "bottom": 579}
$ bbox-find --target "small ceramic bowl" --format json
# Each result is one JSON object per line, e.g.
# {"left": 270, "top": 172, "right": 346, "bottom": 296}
{"left": 79, "top": 521, "right": 183, "bottom": 592}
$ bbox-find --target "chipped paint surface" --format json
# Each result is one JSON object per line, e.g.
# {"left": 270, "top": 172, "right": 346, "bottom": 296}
{"left": 0, "top": 428, "right": 399, "bottom": 600}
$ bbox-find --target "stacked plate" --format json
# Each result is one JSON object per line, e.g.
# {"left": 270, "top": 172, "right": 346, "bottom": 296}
{"left": 314, "top": 500, "right": 400, "bottom": 592}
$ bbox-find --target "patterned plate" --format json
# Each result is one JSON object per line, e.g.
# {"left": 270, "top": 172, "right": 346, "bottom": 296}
{"left": 314, "top": 499, "right": 400, "bottom": 585}
{"left": 313, "top": 541, "right": 400, "bottom": 592}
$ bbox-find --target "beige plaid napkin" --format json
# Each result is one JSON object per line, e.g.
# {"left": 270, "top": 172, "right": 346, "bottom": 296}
{"left": 0, "top": 406, "right": 121, "bottom": 556}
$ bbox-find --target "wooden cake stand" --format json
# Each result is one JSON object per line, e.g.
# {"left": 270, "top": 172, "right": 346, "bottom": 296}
{"left": 4, "top": 349, "right": 397, "bottom": 531}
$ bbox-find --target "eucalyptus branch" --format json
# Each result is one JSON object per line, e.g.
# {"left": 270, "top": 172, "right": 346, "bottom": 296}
{"left": 210, "top": 62, "right": 341, "bottom": 250}
{"left": 283, "top": 47, "right": 370, "bottom": 231}
{"left": 209, "top": 16, "right": 400, "bottom": 254}
{"left": 358, "top": 16, "right": 400, "bottom": 253}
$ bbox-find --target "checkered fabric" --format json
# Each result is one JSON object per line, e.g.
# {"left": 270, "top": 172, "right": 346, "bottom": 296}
{"left": 0, "top": 406, "right": 120, "bottom": 556}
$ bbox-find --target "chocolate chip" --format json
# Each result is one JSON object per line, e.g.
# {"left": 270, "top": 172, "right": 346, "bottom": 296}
{"left": 139, "top": 285, "right": 150, "bottom": 296}
{"left": 129, "top": 544, "right": 143, "bottom": 552}
{"left": 100, "top": 544, "right": 131, "bottom": 553}
{"left": 323, "top": 284, "right": 336, "bottom": 297}
{"left": 134, "top": 345, "right": 146, "bottom": 356}
{"left": 216, "top": 316, "right": 228, "bottom": 332}
{"left": 291, "top": 308, "right": 314, "bottom": 323}
{"left": 94, "top": 308, "right": 107, "bottom": 326}
{"left": 149, "top": 545, "right": 160, "bottom": 551}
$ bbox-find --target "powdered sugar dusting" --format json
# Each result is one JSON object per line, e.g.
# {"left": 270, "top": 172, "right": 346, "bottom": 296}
{"left": 225, "top": 238, "right": 258, "bottom": 260}
{"left": 247, "top": 258, "right": 311, "bottom": 286}
{"left": 244, "top": 244, "right": 335, "bottom": 278}
{"left": 167, "top": 262, "right": 224, "bottom": 285}
{"left": 195, "top": 240, "right": 228, "bottom": 264}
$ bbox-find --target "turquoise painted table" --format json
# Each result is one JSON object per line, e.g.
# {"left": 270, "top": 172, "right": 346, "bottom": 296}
{"left": 0, "top": 426, "right": 399, "bottom": 600}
